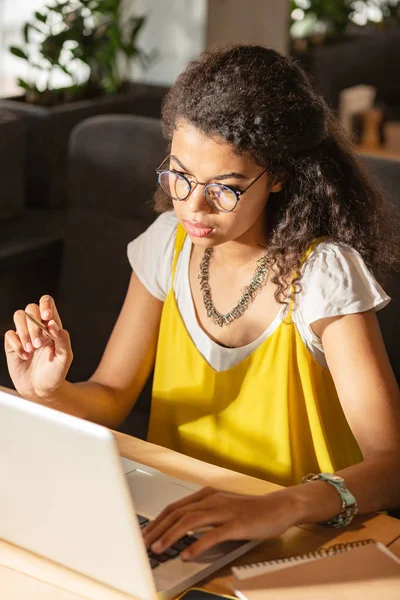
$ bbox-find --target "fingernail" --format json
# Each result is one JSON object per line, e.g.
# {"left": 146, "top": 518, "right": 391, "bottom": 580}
{"left": 181, "top": 551, "right": 190, "bottom": 560}
{"left": 50, "top": 320, "right": 59, "bottom": 332}
{"left": 22, "top": 352, "right": 30, "bottom": 360}
{"left": 25, "top": 343, "right": 33, "bottom": 353}
{"left": 43, "top": 310, "right": 51, "bottom": 320}
{"left": 33, "top": 337, "right": 42, "bottom": 348}
{"left": 152, "top": 542, "right": 162, "bottom": 552}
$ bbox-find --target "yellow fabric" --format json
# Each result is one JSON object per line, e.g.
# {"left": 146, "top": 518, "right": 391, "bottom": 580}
{"left": 148, "top": 225, "right": 362, "bottom": 486}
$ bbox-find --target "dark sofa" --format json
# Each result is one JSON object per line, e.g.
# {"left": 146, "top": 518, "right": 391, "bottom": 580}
{"left": 60, "top": 114, "right": 166, "bottom": 438}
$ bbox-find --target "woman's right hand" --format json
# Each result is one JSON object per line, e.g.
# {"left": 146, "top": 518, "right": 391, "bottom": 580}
{"left": 4, "top": 295, "right": 73, "bottom": 402}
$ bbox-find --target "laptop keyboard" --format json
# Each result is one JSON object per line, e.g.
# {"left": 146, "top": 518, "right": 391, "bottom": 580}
{"left": 137, "top": 513, "right": 197, "bottom": 569}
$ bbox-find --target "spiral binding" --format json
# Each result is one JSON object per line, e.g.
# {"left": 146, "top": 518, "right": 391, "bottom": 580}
{"left": 235, "top": 538, "right": 375, "bottom": 573}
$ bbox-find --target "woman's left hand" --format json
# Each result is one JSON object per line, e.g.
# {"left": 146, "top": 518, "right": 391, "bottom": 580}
{"left": 142, "top": 486, "right": 302, "bottom": 560}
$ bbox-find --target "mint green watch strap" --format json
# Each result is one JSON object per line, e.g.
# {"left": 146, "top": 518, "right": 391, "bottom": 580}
{"left": 318, "top": 472, "right": 357, "bottom": 504}
{"left": 302, "top": 472, "right": 359, "bottom": 528}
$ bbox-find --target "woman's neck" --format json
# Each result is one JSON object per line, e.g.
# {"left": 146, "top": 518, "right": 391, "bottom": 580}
{"left": 212, "top": 240, "right": 265, "bottom": 271}
{"left": 212, "top": 219, "right": 268, "bottom": 270}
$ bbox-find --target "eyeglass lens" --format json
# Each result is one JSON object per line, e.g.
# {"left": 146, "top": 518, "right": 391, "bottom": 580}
{"left": 158, "top": 171, "right": 237, "bottom": 212}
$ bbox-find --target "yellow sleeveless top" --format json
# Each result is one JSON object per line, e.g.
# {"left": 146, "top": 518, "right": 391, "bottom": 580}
{"left": 148, "top": 225, "right": 362, "bottom": 486}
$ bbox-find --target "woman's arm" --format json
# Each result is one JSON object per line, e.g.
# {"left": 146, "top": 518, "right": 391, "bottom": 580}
{"left": 40, "top": 272, "right": 163, "bottom": 428}
{"left": 294, "top": 309, "right": 400, "bottom": 517}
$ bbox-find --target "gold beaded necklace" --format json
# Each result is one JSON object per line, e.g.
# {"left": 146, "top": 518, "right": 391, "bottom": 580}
{"left": 198, "top": 248, "right": 269, "bottom": 327}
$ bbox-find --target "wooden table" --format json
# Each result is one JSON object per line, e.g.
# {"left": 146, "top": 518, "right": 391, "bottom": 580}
{"left": 2, "top": 427, "right": 400, "bottom": 600}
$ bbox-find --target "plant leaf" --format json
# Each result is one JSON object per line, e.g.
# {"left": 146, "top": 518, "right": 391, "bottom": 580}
{"left": 47, "top": 3, "right": 66, "bottom": 14}
{"left": 17, "top": 77, "right": 30, "bottom": 89}
{"left": 24, "top": 22, "right": 46, "bottom": 40}
{"left": 58, "top": 64, "right": 74, "bottom": 80}
{"left": 10, "top": 46, "right": 29, "bottom": 60}
{"left": 130, "top": 16, "right": 146, "bottom": 40}
{"left": 23, "top": 23, "right": 30, "bottom": 44}
{"left": 35, "top": 12, "right": 47, "bottom": 24}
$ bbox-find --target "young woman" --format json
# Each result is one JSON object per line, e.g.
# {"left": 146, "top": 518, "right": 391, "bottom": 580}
{"left": 5, "top": 45, "right": 400, "bottom": 560}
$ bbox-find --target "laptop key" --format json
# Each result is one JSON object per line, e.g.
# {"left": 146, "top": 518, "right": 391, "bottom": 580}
{"left": 148, "top": 551, "right": 170, "bottom": 563}
{"left": 171, "top": 540, "right": 187, "bottom": 552}
{"left": 171, "top": 535, "right": 197, "bottom": 552}
{"left": 136, "top": 514, "right": 149, "bottom": 526}
{"left": 181, "top": 535, "right": 197, "bottom": 546}
{"left": 163, "top": 546, "right": 180, "bottom": 559}
{"left": 149, "top": 558, "right": 160, "bottom": 569}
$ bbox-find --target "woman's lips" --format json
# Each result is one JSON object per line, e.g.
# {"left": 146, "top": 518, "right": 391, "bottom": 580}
{"left": 183, "top": 219, "right": 214, "bottom": 238}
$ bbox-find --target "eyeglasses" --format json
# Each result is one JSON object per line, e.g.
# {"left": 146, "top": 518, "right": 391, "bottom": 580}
{"left": 155, "top": 155, "right": 267, "bottom": 213}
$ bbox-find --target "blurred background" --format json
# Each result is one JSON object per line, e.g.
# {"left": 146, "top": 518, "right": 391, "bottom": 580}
{"left": 0, "top": 1, "right": 399, "bottom": 435}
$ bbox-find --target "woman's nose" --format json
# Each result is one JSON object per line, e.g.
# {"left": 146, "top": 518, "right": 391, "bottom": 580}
{"left": 186, "top": 183, "right": 212, "bottom": 213}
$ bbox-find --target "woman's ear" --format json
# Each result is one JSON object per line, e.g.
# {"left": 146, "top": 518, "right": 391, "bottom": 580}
{"left": 271, "top": 173, "right": 287, "bottom": 193}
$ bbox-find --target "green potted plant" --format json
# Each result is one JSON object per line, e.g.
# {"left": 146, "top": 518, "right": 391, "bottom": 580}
{"left": 0, "top": 0, "right": 166, "bottom": 207}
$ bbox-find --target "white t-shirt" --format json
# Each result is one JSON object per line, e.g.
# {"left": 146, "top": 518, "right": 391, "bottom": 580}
{"left": 127, "top": 211, "right": 390, "bottom": 371}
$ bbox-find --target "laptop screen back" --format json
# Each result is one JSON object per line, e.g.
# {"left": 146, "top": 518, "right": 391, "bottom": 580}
{"left": 0, "top": 391, "right": 157, "bottom": 600}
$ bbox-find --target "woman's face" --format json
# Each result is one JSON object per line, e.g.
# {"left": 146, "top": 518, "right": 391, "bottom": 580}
{"left": 169, "top": 120, "right": 283, "bottom": 248}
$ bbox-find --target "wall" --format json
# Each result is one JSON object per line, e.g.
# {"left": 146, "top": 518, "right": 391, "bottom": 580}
{"left": 206, "top": 0, "right": 289, "bottom": 55}
{"left": 134, "top": 0, "right": 289, "bottom": 86}
{"left": 129, "top": 0, "right": 207, "bottom": 86}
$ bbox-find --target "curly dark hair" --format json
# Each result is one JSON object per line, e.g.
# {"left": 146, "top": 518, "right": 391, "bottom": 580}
{"left": 154, "top": 44, "right": 399, "bottom": 302}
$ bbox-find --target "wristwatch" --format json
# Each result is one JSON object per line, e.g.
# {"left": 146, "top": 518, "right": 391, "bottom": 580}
{"left": 302, "top": 472, "right": 359, "bottom": 528}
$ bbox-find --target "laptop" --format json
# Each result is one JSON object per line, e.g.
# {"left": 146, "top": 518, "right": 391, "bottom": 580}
{"left": 0, "top": 390, "right": 259, "bottom": 600}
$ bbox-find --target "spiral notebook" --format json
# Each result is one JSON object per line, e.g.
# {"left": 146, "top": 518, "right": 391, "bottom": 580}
{"left": 232, "top": 538, "right": 379, "bottom": 579}
{"left": 231, "top": 540, "right": 400, "bottom": 600}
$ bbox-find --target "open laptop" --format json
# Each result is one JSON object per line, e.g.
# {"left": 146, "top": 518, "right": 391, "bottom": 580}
{"left": 0, "top": 390, "right": 259, "bottom": 600}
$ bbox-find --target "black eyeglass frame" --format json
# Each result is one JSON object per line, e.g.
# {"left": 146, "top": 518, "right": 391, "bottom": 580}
{"left": 155, "top": 155, "right": 267, "bottom": 213}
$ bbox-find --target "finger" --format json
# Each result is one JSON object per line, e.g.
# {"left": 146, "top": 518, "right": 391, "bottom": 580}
{"left": 180, "top": 522, "right": 239, "bottom": 560}
{"left": 4, "top": 330, "right": 31, "bottom": 360}
{"left": 152, "top": 487, "right": 216, "bottom": 523}
{"left": 150, "top": 509, "right": 230, "bottom": 554}
{"left": 39, "top": 295, "right": 63, "bottom": 328}
{"left": 47, "top": 319, "right": 68, "bottom": 347}
{"left": 145, "top": 489, "right": 227, "bottom": 542}
{"left": 47, "top": 320, "right": 73, "bottom": 365}
{"left": 144, "top": 500, "right": 210, "bottom": 547}
{"left": 24, "top": 303, "right": 45, "bottom": 349}
{"left": 13, "top": 309, "right": 34, "bottom": 353}
{"left": 143, "top": 490, "right": 218, "bottom": 544}
{"left": 144, "top": 487, "right": 216, "bottom": 537}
